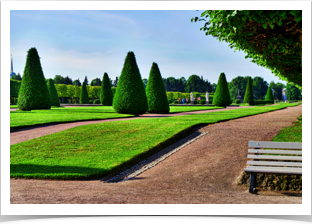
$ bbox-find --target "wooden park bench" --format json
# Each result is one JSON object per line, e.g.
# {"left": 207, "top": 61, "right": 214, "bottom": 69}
{"left": 244, "top": 141, "right": 302, "bottom": 193}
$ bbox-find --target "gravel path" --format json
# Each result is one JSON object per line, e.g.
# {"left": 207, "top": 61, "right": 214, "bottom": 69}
{"left": 10, "top": 104, "right": 302, "bottom": 204}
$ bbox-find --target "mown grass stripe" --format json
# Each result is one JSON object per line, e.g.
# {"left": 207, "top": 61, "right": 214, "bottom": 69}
{"left": 10, "top": 103, "right": 301, "bottom": 180}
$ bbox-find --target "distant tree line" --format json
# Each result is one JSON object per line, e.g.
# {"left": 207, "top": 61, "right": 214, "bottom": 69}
{"left": 11, "top": 73, "right": 302, "bottom": 103}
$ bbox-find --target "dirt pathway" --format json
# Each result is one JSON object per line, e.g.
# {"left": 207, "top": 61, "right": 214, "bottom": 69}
{"left": 10, "top": 104, "right": 302, "bottom": 204}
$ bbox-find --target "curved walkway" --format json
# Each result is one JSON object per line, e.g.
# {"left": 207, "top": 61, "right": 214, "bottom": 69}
{"left": 10, "top": 104, "right": 302, "bottom": 204}
{"left": 10, "top": 106, "right": 252, "bottom": 145}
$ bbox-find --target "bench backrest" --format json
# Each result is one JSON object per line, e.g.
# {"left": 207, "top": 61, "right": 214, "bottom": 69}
{"left": 244, "top": 141, "right": 302, "bottom": 174}
{"left": 248, "top": 141, "right": 302, "bottom": 149}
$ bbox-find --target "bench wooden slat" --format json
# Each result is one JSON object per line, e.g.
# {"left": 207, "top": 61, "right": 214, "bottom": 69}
{"left": 247, "top": 155, "right": 302, "bottom": 161}
{"left": 247, "top": 161, "right": 302, "bottom": 167}
{"left": 244, "top": 166, "right": 302, "bottom": 174}
{"left": 245, "top": 166, "right": 302, "bottom": 172}
{"left": 248, "top": 141, "right": 302, "bottom": 149}
{"left": 248, "top": 149, "right": 302, "bottom": 155}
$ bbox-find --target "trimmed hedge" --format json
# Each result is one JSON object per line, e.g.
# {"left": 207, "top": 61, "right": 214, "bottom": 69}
{"left": 113, "top": 51, "right": 148, "bottom": 115}
{"left": 47, "top": 79, "right": 60, "bottom": 107}
{"left": 17, "top": 48, "right": 51, "bottom": 111}
{"left": 243, "top": 76, "right": 255, "bottom": 105}
{"left": 254, "top": 100, "right": 274, "bottom": 105}
{"left": 93, "top": 99, "right": 100, "bottom": 104}
{"left": 265, "top": 84, "right": 274, "bottom": 103}
{"left": 235, "top": 99, "right": 241, "bottom": 104}
{"left": 80, "top": 82, "right": 89, "bottom": 104}
{"left": 213, "top": 73, "right": 231, "bottom": 107}
{"left": 146, "top": 62, "right": 169, "bottom": 113}
{"left": 100, "top": 72, "right": 113, "bottom": 106}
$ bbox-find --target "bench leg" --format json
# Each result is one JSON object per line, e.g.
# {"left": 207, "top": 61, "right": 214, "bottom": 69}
{"left": 249, "top": 173, "right": 257, "bottom": 193}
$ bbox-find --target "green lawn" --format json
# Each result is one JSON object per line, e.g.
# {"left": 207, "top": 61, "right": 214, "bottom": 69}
{"left": 10, "top": 105, "right": 223, "bottom": 128}
{"left": 10, "top": 106, "right": 134, "bottom": 128}
{"left": 10, "top": 102, "right": 301, "bottom": 180}
{"left": 271, "top": 115, "right": 302, "bottom": 142}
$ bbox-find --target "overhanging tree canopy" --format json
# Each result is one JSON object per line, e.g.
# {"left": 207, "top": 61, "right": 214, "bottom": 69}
{"left": 192, "top": 10, "right": 302, "bottom": 87}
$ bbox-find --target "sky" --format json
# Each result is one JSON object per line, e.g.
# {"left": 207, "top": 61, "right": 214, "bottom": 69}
{"left": 10, "top": 10, "right": 288, "bottom": 85}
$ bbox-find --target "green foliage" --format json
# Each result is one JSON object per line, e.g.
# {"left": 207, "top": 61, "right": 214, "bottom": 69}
{"left": 10, "top": 79, "right": 21, "bottom": 97}
{"left": 89, "top": 100, "right": 93, "bottom": 104}
{"left": 47, "top": 79, "right": 60, "bottom": 107}
{"left": 235, "top": 99, "right": 241, "bottom": 104}
{"left": 192, "top": 10, "right": 302, "bottom": 87}
{"left": 17, "top": 48, "right": 51, "bottom": 111}
{"left": 111, "top": 87, "right": 117, "bottom": 97}
{"left": 145, "top": 62, "right": 169, "bottom": 113}
{"left": 254, "top": 100, "right": 274, "bottom": 105}
{"left": 269, "top": 81, "right": 285, "bottom": 100}
{"left": 199, "top": 99, "right": 206, "bottom": 105}
{"left": 243, "top": 77, "right": 255, "bottom": 105}
{"left": 265, "top": 84, "right": 274, "bottom": 103}
{"left": 94, "top": 99, "right": 100, "bottom": 104}
{"left": 286, "top": 83, "right": 302, "bottom": 100}
{"left": 113, "top": 51, "right": 148, "bottom": 115}
{"left": 100, "top": 73, "right": 113, "bottom": 106}
{"left": 80, "top": 82, "right": 89, "bottom": 104}
{"left": 12, "top": 73, "right": 22, "bottom": 81}
{"left": 213, "top": 73, "right": 231, "bottom": 107}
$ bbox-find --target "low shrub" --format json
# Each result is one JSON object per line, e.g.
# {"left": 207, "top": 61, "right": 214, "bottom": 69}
{"left": 254, "top": 100, "right": 273, "bottom": 105}
{"left": 94, "top": 99, "right": 100, "bottom": 104}
{"left": 199, "top": 99, "right": 206, "bottom": 105}
{"left": 168, "top": 99, "right": 175, "bottom": 104}
{"left": 235, "top": 99, "right": 241, "bottom": 104}
{"left": 192, "top": 100, "right": 198, "bottom": 104}
{"left": 173, "top": 100, "right": 179, "bottom": 104}
{"left": 89, "top": 100, "right": 93, "bottom": 104}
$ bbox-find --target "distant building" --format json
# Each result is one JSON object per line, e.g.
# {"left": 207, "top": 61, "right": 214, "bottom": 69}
{"left": 10, "top": 54, "right": 16, "bottom": 78}
{"left": 282, "top": 88, "right": 287, "bottom": 101}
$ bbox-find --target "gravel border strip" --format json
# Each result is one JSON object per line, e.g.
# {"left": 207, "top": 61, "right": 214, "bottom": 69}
{"left": 101, "top": 130, "right": 209, "bottom": 183}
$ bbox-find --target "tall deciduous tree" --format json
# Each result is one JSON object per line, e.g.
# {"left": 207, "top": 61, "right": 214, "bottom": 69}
{"left": 17, "top": 48, "right": 51, "bottom": 110}
{"left": 212, "top": 73, "right": 231, "bottom": 107}
{"left": 54, "top": 75, "right": 65, "bottom": 84}
{"left": 146, "top": 62, "right": 169, "bottom": 113}
{"left": 67, "top": 85, "right": 76, "bottom": 104}
{"left": 100, "top": 73, "right": 113, "bottom": 106}
{"left": 73, "top": 79, "right": 81, "bottom": 86}
{"left": 286, "top": 83, "right": 302, "bottom": 100}
{"left": 113, "top": 51, "right": 148, "bottom": 115}
{"left": 55, "top": 84, "right": 68, "bottom": 103}
{"left": 192, "top": 10, "right": 302, "bottom": 88}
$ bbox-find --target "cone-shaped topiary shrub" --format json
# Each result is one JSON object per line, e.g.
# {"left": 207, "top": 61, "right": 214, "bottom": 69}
{"left": 145, "top": 62, "right": 169, "bottom": 113}
{"left": 243, "top": 76, "right": 255, "bottom": 105}
{"left": 80, "top": 82, "right": 89, "bottom": 104}
{"left": 113, "top": 51, "right": 148, "bottom": 115}
{"left": 265, "top": 84, "right": 274, "bottom": 103}
{"left": 212, "top": 72, "right": 231, "bottom": 107}
{"left": 47, "top": 79, "right": 60, "bottom": 107}
{"left": 17, "top": 48, "right": 51, "bottom": 110}
{"left": 100, "top": 72, "right": 113, "bottom": 106}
